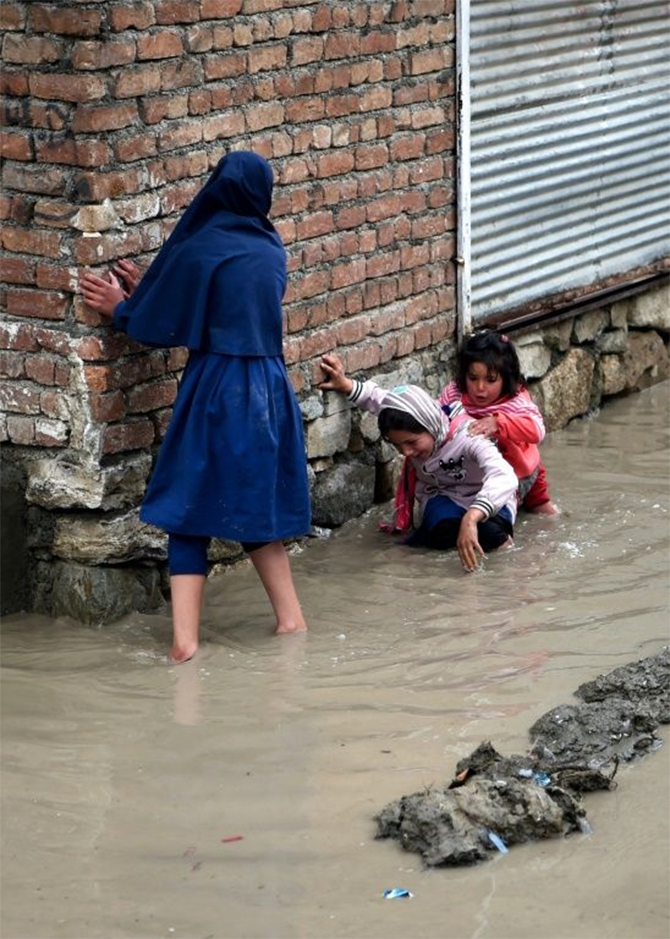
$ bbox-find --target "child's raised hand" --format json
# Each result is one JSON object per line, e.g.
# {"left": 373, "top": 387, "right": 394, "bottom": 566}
{"left": 113, "top": 258, "right": 142, "bottom": 298}
{"left": 79, "top": 270, "right": 125, "bottom": 319}
{"left": 319, "top": 353, "right": 353, "bottom": 395}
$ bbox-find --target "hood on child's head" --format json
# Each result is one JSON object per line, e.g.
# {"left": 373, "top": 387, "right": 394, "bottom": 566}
{"left": 381, "top": 384, "right": 449, "bottom": 448}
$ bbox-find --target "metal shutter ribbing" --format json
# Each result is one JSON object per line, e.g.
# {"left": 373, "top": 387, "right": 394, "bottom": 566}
{"left": 462, "top": 0, "right": 670, "bottom": 327}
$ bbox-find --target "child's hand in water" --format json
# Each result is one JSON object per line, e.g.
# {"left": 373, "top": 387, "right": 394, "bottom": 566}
{"left": 468, "top": 416, "right": 498, "bottom": 439}
{"left": 457, "top": 509, "right": 486, "bottom": 571}
{"left": 319, "top": 353, "right": 354, "bottom": 395}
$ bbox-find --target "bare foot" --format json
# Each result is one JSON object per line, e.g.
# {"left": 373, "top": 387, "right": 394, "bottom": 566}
{"left": 274, "top": 619, "right": 307, "bottom": 635}
{"left": 500, "top": 537, "right": 514, "bottom": 550}
{"left": 168, "top": 643, "right": 199, "bottom": 664}
{"left": 531, "top": 501, "right": 561, "bottom": 516}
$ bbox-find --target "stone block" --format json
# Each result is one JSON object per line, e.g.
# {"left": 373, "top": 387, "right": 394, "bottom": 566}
{"left": 52, "top": 509, "right": 166, "bottom": 563}
{"left": 600, "top": 354, "right": 627, "bottom": 397}
{"left": 541, "top": 319, "right": 573, "bottom": 352}
{"left": 305, "top": 407, "right": 352, "bottom": 459}
{"left": 536, "top": 348, "right": 595, "bottom": 431}
{"left": 624, "top": 330, "right": 669, "bottom": 389}
{"left": 627, "top": 284, "right": 670, "bottom": 332}
{"left": 310, "top": 461, "right": 375, "bottom": 527}
{"left": 597, "top": 329, "right": 628, "bottom": 355}
{"left": 26, "top": 454, "right": 152, "bottom": 510}
{"left": 515, "top": 336, "right": 551, "bottom": 379}
{"left": 573, "top": 310, "right": 609, "bottom": 344}
{"left": 32, "top": 560, "right": 164, "bottom": 624}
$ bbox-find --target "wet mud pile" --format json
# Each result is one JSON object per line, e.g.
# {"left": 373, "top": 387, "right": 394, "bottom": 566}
{"left": 376, "top": 647, "right": 669, "bottom": 866}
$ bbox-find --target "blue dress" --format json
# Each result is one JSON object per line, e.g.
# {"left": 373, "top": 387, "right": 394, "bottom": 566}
{"left": 140, "top": 352, "right": 310, "bottom": 542}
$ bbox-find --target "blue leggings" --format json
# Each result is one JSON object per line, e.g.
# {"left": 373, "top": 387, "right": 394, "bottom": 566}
{"left": 168, "top": 533, "right": 269, "bottom": 575}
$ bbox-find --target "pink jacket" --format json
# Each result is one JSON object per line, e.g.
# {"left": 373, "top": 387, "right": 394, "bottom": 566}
{"left": 439, "top": 382, "right": 545, "bottom": 479}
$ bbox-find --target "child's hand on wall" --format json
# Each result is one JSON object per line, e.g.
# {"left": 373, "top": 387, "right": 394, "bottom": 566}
{"left": 79, "top": 270, "right": 125, "bottom": 319}
{"left": 113, "top": 259, "right": 142, "bottom": 298}
{"left": 319, "top": 353, "right": 354, "bottom": 395}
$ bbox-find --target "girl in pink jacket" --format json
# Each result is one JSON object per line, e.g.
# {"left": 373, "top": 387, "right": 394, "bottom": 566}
{"left": 440, "top": 330, "right": 558, "bottom": 515}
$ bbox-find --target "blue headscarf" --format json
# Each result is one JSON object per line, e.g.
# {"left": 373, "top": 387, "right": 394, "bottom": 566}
{"left": 113, "top": 151, "right": 286, "bottom": 355}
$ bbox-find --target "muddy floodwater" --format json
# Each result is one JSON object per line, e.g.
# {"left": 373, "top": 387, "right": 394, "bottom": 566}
{"left": 2, "top": 383, "right": 669, "bottom": 939}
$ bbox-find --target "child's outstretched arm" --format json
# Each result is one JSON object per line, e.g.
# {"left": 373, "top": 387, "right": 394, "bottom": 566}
{"left": 319, "top": 353, "right": 354, "bottom": 395}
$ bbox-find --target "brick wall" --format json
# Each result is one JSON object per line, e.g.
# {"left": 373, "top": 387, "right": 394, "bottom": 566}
{"left": 0, "top": 1, "right": 458, "bottom": 617}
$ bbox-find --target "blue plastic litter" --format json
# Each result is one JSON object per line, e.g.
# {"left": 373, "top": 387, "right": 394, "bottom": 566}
{"left": 383, "top": 888, "right": 413, "bottom": 899}
{"left": 487, "top": 831, "right": 509, "bottom": 854}
{"left": 517, "top": 768, "right": 551, "bottom": 786}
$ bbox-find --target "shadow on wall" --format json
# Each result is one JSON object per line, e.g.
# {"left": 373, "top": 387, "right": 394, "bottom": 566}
{"left": 1, "top": 462, "right": 29, "bottom": 615}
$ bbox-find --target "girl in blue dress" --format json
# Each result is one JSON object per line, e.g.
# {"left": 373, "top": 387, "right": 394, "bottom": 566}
{"left": 80, "top": 151, "right": 311, "bottom": 662}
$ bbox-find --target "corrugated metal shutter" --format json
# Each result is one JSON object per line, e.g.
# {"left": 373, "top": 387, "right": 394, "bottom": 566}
{"left": 467, "top": 0, "right": 670, "bottom": 325}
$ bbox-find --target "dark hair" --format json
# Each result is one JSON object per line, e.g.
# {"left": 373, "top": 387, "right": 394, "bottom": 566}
{"left": 378, "top": 407, "right": 428, "bottom": 440}
{"left": 456, "top": 330, "right": 523, "bottom": 397}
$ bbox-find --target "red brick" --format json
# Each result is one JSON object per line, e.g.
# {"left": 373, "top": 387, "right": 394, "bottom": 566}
{"left": 163, "top": 151, "right": 208, "bottom": 180}
{"left": 316, "top": 151, "right": 355, "bottom": 179}
{"left": 245, "top": 102, "right": 285, "bottom": 132}
{"left": 410, "top": 47, "right": 452, "bottom": 76}
{"left": 0, "top": 4, "right": 25, "bottom": 30}
{"left": 30, "top": 72, "right": 108, "bottom": 105}
{"left": 35, "top": 265, "right": 77, "bottom": 291}
{"left": 0, "top": 351, "right": 25, "bottom": 379}
{"left": 158, "top": 121, "right": 203, "bottom": 152}
{"left": 3, "top": 163, "right": 67, "bottom": 196}
{"left": 137, "top": 30, "right": 184, "bottom": 60}
{"left": 102, "top": 420, "right": 154, "bottom": 454}
{"left": 0, "top": 383, "right": 41, "bottom": 415}
{"left": 203, "top": 52, "right": 247, "bottom": 80}
{"left": 30, "top": 5, "right": 102, "bottom": 36}
{"left": 25, "top": 102, "right": 70, "bottom": 132}
{"left": 0, "top": 322, "right": 40, "bottom": 352}
{"left": 0, "top": 132, "right": 33, "bottom": 161}
{"left": 291, "top": 36, "right": 324, "bottom": 66}
{"left": 0, "top": 71, "right": 29, "bottom": 96}
{"left": 189, "top": 89, "right": 212, "bottom": 115}
{"left": 89, "top": 391, "right": 127, "bottom": 423}
{"left": 114, "top": 133, "right": 158, "bottom": 163}
{"left": 73, "top": 232, "right": 142, "bottom": 267}
{"left": 2, "top": 228, "right": 63, "bottom": 259}
{"left": 126, "top": 378, "right": 178, "bottom": 413}
{"left": 34, "top": 137, "right": 111, "bottom": 167}
{"left": 2, "top": 35, "right": 64, "bottom": 64}
{"left": 72, "top": 39, "right": 136, "bottom": 70}
{"left": 201, "top": 0, "right": 243, "bottom": 15}
{"left": 6, "top": 416, "right": 36, "bottom": 444}
{"left": 160, "top": 59, "right": 202, "bottom": 90}
{"left": 73, "top": 168, "right": 146, "bottom": 202}
{"left": 0, "top": 257, "right": 36, "bottom": 285}
{"left": 25, "top": 355, "right": 57, "bottom": 385}
{"left": 140, "top": 94, "right": 189, "bottom": 124}
{"left": 6, "top": 288, "right": 69, "bottom": 320}
{"left": 284, "top": 97, "right": 326, "bottom": 124}
{"left": 32, "top": 201, "right": 75, "bottom": 229}
{"left": 72, "top": 102, "right": 139, "bottom": 134}
{"left": 185, "top": 24, "right": 214, "bottom": 52}
{"left": 156, "top": 1, "right": 200, "bottom": 24}
{"left": 109, "top": 3, "right": 156, "bottom": 31}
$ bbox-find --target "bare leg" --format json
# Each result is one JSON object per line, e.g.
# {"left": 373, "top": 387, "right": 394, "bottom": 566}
{"left": 248, "top": 541, "right": 306, "bottom": 634}
{"left": 169, "top": 573, "right": 206, "bottom": 663}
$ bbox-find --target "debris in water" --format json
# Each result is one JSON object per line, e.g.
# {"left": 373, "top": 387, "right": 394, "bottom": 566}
{"left": 383, "top": 888, "right": 413, "bottom": 899}
{"left": 376, "top": 647, "right": 669, "bottom": 867}
{"left": 221, "top": 835, "right": 244, "bottom": 843}
{"left": 487, "top": 831, "right": 509, "bottom": 854}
